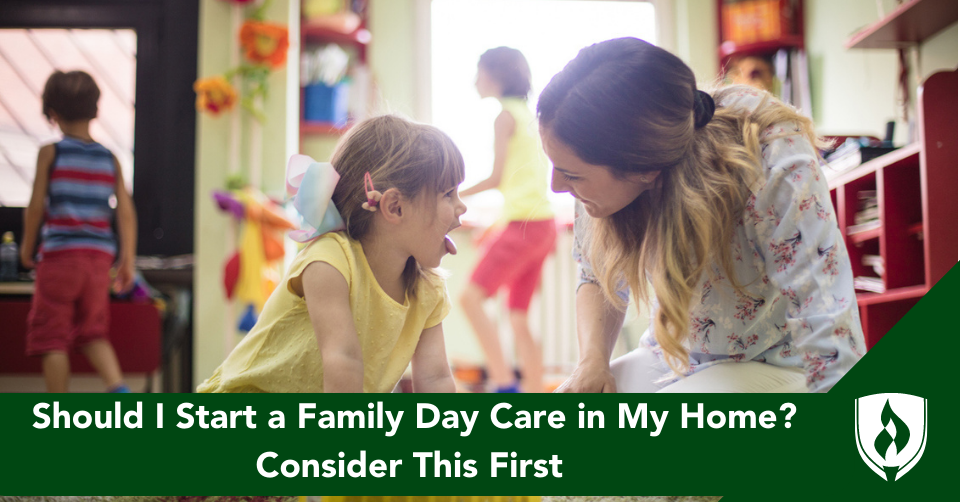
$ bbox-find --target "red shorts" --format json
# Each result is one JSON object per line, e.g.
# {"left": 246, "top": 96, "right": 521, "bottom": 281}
{"left": 470, "top": 219, "right": 557, "bottom": 311}
{"left": 26, "top": 251, "right": 114, "bottom": 356}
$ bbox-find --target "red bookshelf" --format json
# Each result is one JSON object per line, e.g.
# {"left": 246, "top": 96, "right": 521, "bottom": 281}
{"left": 828, "top": 70, "right": 958, "bottom": 349}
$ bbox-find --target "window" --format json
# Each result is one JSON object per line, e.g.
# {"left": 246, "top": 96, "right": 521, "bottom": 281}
{"left": 0, "top": 28, "right": 136, "bottom": 207}
{"left": 430, "top": 0, "right": 657, "bottom": 223}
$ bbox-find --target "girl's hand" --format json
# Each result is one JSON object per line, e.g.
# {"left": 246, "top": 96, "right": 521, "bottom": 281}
{"left": 554, "top": 357, "right": 617, "bottom": 393}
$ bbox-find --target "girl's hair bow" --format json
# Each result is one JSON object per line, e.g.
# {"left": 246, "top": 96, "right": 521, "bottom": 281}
{"left": 285, "top": 154, "right": 346, "bottom": 243}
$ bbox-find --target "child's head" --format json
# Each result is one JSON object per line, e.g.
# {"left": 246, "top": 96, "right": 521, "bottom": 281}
{"left": 328, "top": 115, "right": 466, "bottom": 295}
{"left": 42, "top": 70, "right": 101, "bottom": 123}
{"left": 330, "top": 114, "right": 465, "bottom": 239}
{"left": 476, "top": 46, "right": 532, "bottom": 100}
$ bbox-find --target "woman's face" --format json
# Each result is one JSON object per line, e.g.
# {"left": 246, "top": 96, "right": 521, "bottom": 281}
{"left": 541, "top": 128, "right": 658, "bottom": 218}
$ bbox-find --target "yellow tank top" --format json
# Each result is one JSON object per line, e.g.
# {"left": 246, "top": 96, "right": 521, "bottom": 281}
{"left": 498, "top": 98, "right": 553, "bottom": 222}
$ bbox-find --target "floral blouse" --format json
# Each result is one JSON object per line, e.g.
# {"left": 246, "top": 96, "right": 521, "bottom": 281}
{"left": 573, "top": 87, "right": 866, "bottom": 393}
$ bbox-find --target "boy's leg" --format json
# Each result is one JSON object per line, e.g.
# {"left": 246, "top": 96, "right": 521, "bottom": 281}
{"left": 27, "top": 255, "right": 82, "bottom": 393}
{"left": 81, "top": 339, "right": 124, "bottom": 390}
{"left": 74, "top": 253, "right": 125, "bottom": 391}
{"left": 41, "top": 351, "right": 71, "bottom": 393}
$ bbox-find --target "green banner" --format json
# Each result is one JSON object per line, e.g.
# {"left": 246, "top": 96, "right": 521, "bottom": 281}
{"left": 2, "top": 265, "right": 957, "bottom": 499}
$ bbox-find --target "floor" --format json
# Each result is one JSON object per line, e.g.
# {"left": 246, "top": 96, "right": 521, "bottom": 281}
{"left": 0, "top": 373, "right": 156, "bottom": 393}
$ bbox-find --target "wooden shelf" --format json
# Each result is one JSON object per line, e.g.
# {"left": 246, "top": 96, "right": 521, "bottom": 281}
{"left": 828, "top": 142, "right": 921, "bottom": 189}
{"left": 302, "top": 24, "right": 371, "bottom": 48}
{"left": 719, "top": 35, "right": 804, "bottom": 63}
{"left": 846, "top": 0, "right": 958, "bottom": 49}
{"left": 849, "top": 226, "right": 881, "bottom": 244}
{"left": 856, "top": 284, "right": 928, "bottom": 306}
{"left": 300, "top": 120, "right": 350, "bottom": 135}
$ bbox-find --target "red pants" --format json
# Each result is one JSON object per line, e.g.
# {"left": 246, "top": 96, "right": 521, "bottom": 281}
{"left": 470, "top": 219, "right": 557, "bottom": 311}
{"left": 26, "top": 252, "right": 113, "bottom": 355}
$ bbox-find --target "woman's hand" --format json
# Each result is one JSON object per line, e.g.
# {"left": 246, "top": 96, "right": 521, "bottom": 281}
{"left": 554, "top": 356, "right": 617, "bottom": 393}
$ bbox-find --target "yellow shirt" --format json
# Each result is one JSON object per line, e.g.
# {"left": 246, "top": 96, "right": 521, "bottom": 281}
{"left": 197, "top": 232, "right": 451, "bottom": 393}
{"left": 498, "top": 97, "right": 554, "bottom": 222}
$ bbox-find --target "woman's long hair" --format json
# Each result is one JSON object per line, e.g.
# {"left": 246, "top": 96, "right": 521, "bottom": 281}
{"left": 538, "top": 38, "right": 821, "bottom": 373}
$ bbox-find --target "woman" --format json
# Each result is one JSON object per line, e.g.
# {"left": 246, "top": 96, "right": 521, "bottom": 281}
{"left": 538, "top": 38, "right": 865, "bottom": 393}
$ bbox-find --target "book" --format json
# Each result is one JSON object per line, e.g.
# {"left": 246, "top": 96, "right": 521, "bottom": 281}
{"left": 854, "top": 276, "right": 885, "bottom": 294}
{"left": 847, "top": 220, "right": 881, "bottom": 235}
{"left": 855, "top": 207, "right": 880, "bottom": 224}
{"left": 862, "top": 254, "right": 885, "bottom": 277}
{"left": 824, "top": 145, "right": 899, "bottom": 180}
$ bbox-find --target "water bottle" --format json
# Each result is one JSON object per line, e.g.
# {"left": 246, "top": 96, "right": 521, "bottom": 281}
{"left": 0, "top": 231, "right": 18, "bottom": 282}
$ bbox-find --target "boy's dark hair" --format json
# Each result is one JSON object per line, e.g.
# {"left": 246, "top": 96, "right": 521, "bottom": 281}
{"left": 478, "top": 47, "right": 532, "bottom": 100}
{"left": 42, "top": 70, "right": 100, "bottom": 121}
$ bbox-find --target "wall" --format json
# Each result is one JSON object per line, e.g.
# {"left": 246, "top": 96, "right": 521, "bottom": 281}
{"left": 806, "top": 0, "right": 957, "bottom": 144}
{"left": 194, "top": 0, "right": 296, "bottom": 387}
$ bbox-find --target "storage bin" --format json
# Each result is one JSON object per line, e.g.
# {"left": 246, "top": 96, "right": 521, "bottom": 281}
{"left": 304, "top": 81, "right": 350, "bottom": 126}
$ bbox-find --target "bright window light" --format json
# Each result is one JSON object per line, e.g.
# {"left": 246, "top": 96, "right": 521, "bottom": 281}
{"left": 431, "top": 0, "right": 657, "bottom": 224}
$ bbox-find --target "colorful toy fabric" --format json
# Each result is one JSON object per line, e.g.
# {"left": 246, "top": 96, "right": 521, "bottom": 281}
{"left": 212, "top": 186, "right": 295, "bottom": 332}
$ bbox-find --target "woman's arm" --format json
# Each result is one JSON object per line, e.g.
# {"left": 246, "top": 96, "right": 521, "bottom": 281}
{"left": 112, "top": 156, "right": 137, "bottom": 293}
{"left": 301, "top": 261, "right": 364, "bottom": 393}
{"left": 20, "top": 145, "right": 55, "bottom": 269}
{"left": 554, "top": 282, "right": 625, "bottom": 393}
{"left": 459, "top": 110, "right": 514, "bottom": 197}
{"left": 410, "top": 323, "right": 456, "bottom": 393}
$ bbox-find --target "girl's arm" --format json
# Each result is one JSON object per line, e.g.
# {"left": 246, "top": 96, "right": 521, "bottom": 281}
{"left": 20, "top": 145, "right": 55, "bottom": 269}
{"left": 112, "top": 156, "right": 137, "bottom": 293}
{"left": 459, "top": 110, "right": 514, "bottom": 197}
{"left": 410, "top": 323, "right": 456, "bottom": 393}
{"left": 554, "top": 283, "right": 625, "bottom": 393}
{"left": 301, "top": 261, "right": 364, "bottom": 392}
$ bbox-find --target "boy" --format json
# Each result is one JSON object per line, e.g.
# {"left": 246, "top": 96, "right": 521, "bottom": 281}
{"left": 21, "top": 70, "right": 137, "bottom": 393}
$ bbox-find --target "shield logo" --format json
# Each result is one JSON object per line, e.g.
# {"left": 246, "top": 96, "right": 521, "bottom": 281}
{"left": 855, "top": 393, "right": 927, "bottom": 481}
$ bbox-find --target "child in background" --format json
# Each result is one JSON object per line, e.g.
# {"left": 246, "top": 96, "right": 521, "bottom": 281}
{"left": 21, "top": 70, "right": 137, "bottom": 393}
{"left": 458, "top": 47, "right": 556, "bottom": 393}
{"left": 198, "top": 116, "right": 467, "bottom": 393}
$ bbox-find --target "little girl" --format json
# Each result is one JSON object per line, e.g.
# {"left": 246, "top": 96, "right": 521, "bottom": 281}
{"left": 198, "top": 116, "right": 467, "bottom": 393}
{"left": 459, "top": 47, "right": 556, "bottom": 393}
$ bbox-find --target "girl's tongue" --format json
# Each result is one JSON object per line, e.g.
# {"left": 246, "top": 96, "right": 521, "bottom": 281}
{"left": 444, "top": 235, "right": 458, "bottom": 255}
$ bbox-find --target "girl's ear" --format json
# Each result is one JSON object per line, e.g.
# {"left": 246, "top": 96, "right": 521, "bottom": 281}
{"left": 379, "top": 188, "right": 404, "bottom": 224}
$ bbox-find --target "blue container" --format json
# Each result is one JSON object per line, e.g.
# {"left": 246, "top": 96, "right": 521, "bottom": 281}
{"left": 304, "top": 82, "right": 350, "bottom": 126}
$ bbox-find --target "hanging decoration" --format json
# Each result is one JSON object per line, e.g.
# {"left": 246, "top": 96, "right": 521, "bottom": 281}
{"left": 240, "top": 19, "right": 290, "bottom": 68}
{"left": 196, "top": 0, "right": 292, "bottom": 342}
{"left": 194, "top": 0, "right": 288, "bottom": 120}
{"left": 212, "top": 188, "right": 296, "bottom": 332}
{"left": 193, "top": 76, "right": 239, "bottom": 115}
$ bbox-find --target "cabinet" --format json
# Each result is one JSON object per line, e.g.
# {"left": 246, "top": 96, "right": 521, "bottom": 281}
{"left": 299, "top": 1, "right": 371, "bottom": 138}
{"left": 831, "top": 0, "right": 958, "bottom": 349}
{"left": 828, "top": 69, "right": 957, "bottom": 349}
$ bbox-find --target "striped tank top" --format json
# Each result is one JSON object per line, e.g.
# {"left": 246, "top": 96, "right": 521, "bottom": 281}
{"left": 39, "top": 137, "right": 118, "bottom": 259}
